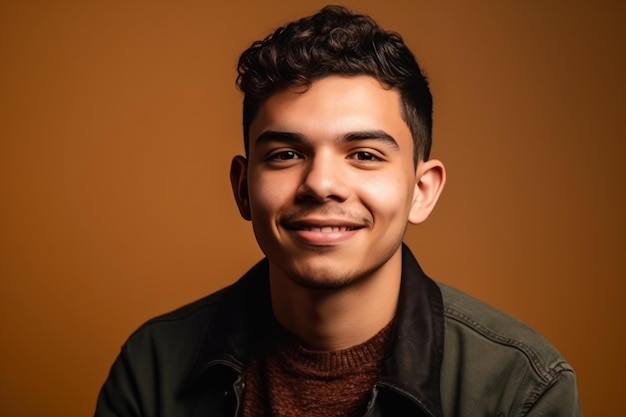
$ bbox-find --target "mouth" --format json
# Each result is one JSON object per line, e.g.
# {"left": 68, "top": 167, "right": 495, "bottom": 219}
{"left": 289, "top": 225, "right": 360, "bottom": 233}
{"left": 281, "top": 219, "right": 366, "bottom": 246}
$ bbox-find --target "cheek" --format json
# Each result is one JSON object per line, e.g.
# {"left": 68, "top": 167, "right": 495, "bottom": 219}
{"left": 247, "top": 172, "right": 292, "bottom": 217}
{"left": 358, "top": 175, "right": 413, "bottom": 217}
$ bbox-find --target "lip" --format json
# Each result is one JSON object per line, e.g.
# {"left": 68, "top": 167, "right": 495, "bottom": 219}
{"left": 281, "top": 218, "right": 365, "bottom": 246}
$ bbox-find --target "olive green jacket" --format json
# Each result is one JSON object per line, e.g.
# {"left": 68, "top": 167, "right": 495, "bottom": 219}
{"left": 95, "top": 245, "right": 582, "bottom": 416}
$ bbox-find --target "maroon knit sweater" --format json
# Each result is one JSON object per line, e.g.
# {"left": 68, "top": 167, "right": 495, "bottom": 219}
{"left": 241, "top": 322, "right": 392, "bottom": 417}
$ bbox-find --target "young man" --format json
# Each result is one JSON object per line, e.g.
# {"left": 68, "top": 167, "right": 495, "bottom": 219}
{"left": 95, "top": 6, "right": 581, "bottom": 416}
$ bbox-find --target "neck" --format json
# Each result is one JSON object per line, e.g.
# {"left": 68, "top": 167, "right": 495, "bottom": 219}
{"left": 269, "top": 249, "right": 402, "bottom": 351}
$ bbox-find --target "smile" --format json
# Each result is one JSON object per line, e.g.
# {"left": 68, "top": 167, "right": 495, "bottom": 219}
{"left": 297, "top": 226, "right": 357, "bottom": 233}
{"left": 282, "top": 219, "right": 365, "bottom": 246}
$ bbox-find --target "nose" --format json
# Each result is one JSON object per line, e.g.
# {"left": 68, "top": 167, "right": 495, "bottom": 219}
{"left": 296, "top": 152, "right": 350, "bottom": 203}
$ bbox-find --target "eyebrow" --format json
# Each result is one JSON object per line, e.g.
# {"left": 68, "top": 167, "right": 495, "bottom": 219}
{"left": 255, "top": 131, "right": 306, "bottom": 145}
{"left": 344, "top": 130, "right": 399, "bottom": 149}
{"left": 254, "top": 130, "right": 399, "bottom": 149}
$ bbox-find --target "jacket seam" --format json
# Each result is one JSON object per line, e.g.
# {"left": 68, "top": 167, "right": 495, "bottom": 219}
{"left": 517, "top": 368, "right": 576, "bottom": 417}
{"left": 443, "top": 307, "right": 565, "bottom": 383}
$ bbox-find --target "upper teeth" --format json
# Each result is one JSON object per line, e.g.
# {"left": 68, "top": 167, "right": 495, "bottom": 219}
{"left": 306, "top": 226, "right": 350, "bottom": 232}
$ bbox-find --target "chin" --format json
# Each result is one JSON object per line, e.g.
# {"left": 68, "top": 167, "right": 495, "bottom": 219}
{"left": 281, "top": 258, "right": 375, "bottom": 291}
{"left": 288, "top": 273, "right": 357, "bottom": 291}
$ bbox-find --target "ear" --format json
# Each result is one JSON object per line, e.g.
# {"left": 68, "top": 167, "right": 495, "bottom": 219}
{"left": 408, "top": 159, "right": 446, "bottom": 225}
{"left": 230, "top": 155, "right": 251, "bottom": 221}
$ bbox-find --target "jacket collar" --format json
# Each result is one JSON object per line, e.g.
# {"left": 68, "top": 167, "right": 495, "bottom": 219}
{"left": 184, "top": 259, "right": 273, "bottom": 389}
{"left": 185, "top": 245, "right": 444, "bottom": 417}
{"left": 375, "top": 244, "right": 445, "bottom": 417}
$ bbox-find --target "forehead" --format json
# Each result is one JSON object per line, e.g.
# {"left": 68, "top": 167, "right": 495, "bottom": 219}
{"left": 249, "top": 75, "right": 412, "bottom": 147}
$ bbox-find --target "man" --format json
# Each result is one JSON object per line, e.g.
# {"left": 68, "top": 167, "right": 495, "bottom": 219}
{"left": 95, "top": 6, "right": 581, "bottom": 416}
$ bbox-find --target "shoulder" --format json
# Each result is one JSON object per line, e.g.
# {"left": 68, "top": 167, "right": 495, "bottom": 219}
{"left": 437, "top": 282, "right": 570, "bottom": 376}
{"left": 436, "top": 282, "right": 579, "bottom": 416}
{"left": 126, "top": 284, "right": 231, "bottom": 347}
{"left": 141, "top": 284, "right": 230, "bottom": 327}
{"left": 120, "top": 259, "right": 269, "bottom": 364}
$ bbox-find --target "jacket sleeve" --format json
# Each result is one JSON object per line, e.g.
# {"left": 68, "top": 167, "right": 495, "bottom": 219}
{"left": 522, "top": 369, "right": 582, "bottom": 417}
{"left": 94, "top": 346, "right": 143, "bottom": 417}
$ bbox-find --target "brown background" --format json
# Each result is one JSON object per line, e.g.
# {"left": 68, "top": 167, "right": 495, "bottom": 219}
{"left": 1, "top": 1, "right": 624, "bottom": 416}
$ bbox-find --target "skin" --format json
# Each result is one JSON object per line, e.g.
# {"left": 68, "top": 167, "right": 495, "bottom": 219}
{"left": 231, "top": 75, "right": 445, "bottom": 350}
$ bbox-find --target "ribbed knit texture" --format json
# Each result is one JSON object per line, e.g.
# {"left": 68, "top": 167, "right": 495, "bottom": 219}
{"left": 241, "top": 321, "right": 392, "bottom": 417}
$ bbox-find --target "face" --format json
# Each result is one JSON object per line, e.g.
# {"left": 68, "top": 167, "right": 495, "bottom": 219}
{"left": 231, "top": 75, "right": 441, "bottom": 290}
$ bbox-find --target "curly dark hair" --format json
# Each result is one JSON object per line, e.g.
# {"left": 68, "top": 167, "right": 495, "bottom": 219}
{"left": 236, "top": 5, "right": 433, "bottom": 163}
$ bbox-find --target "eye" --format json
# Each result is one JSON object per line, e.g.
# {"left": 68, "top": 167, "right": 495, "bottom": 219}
{"left": 350, "top": 151, "right": 382, "bottom": 162}
{"left": 269, "top": 150, "right": 302, "bottom": 161}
